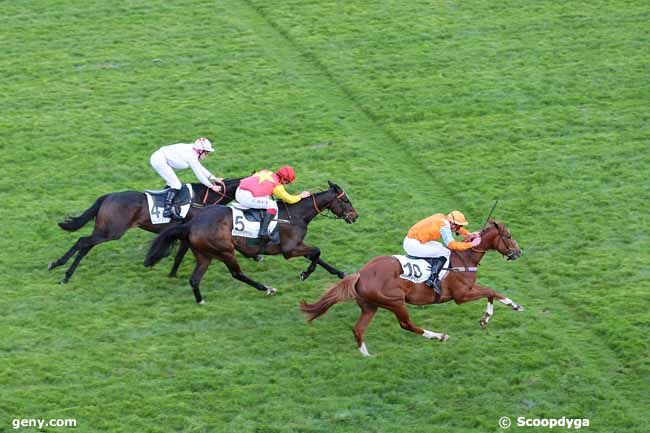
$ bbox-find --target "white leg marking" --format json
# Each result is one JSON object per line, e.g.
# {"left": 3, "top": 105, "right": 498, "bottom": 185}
{"left": 486, "top": 301, "right": 494, "bottom": 316}
{"left": 198, "top": 300, "right": 206, "bottom": 305}
{"left": 499, "top": 297, "right": 513, "bottom": 306}
{"left": 359, "top": 342, "right": 371, "bottom": 357}
{"left": 423, "top": 329, "right": 448, "bottom": 341}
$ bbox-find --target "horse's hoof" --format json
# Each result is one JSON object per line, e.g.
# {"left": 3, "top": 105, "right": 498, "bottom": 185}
{"left": 338, "top": 272, "right": 347, "bottom": 279}
{"left": 440, "top": 334, "right": 449, "bottom": 342}
{"left": 479, "top": 319, "right": 488, "bottom": 329}
{"left": 513, "top": 304, "right": 524, "bottom": 312}
{"left": 197, "top": 300, "right": 206, "bottom": 305}
{"left": 48, "top": 262, "right": 56, "bottom": 271}
{"left": 252, "top": 255, "right": 264, "bottom": 262}
{"left": 168, "top": 273, "right": 177, "bottom": 278}
{"left": 300, "top": 272, "right": 309, "bottom": 281}
{"left": 59, "top": 278, "right": 68, "bottom": 285}
{"left": 266, "top": 287, "right": 277, "bottom": 296}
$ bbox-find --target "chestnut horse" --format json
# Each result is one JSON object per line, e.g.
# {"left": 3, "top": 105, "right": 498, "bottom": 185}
{"left": 144, "top": 181, "right": 359, "bottom": 303}
{"left": 49, "top": 178, "right": 242, "bottom": 283}
{"left": 300, "top": 219, "right": 523, "bottom": 356}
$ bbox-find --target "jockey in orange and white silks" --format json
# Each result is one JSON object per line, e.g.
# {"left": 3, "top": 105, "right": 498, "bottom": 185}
{"left": 403, "top": 211, "right": 481, "bottom": 294}
{"left": 235, "top": 166, "right": 310, "bottom": 241}
{"left": 150, "top": 137, "right": 222, "bottom": 220}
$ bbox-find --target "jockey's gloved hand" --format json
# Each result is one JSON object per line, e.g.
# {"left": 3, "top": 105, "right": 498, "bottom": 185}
{"left": 470, "top": 237, "right": 481, "bottom": 247}
{"left": 209, "top": 184, "right": 222, "bottom": 193}
{"left": 466, "top": 231, "right": 480, "bottom": 241}
{"left": 300, "top": 191, "right": 311, "bottom": 198}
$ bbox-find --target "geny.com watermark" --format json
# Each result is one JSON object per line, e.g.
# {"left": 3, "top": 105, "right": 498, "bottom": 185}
{"left": 499, "top": 416, "right": 590, "bottom": 429}
{"left": 12, "top": 418, "right": 77, "bottom": 430}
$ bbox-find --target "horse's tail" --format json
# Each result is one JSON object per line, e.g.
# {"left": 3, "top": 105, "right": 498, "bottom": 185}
{"left": 300, "top": 273, "right": 361, "bottom": 322}
{"left": 58, "top": 195, "right": 108, "bottom": 231}
{"left": 144, "top": 223, "right": 190, "bottom": 268}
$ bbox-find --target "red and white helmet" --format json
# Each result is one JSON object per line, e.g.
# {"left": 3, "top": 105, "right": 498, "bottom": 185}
{"left": 194, "top": 137, "right": 214, "bottom": 152}
{"left": 275, "top": 166, "right": 296, "bottom": 183}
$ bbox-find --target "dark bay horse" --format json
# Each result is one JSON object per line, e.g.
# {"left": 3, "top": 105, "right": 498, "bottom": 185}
{"left": 49, "top": 178, "right": 242, "bottom": 283}
{"left": 144, "top": 181, "right": 359, "bottom": 303}
{"left": 300, "top": 220, "right": 522, "bottom": 356}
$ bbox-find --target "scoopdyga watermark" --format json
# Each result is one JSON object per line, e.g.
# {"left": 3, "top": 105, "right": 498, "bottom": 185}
{"left": 499, "top": 416, "right": 590, "bottom": 429}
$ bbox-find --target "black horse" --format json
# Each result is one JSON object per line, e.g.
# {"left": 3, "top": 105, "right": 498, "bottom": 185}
{"left": 49, "top": 178, "right": 243, "bottom": 283}
{"left": 144, "top": 181, "right": 359, "bottom": 303}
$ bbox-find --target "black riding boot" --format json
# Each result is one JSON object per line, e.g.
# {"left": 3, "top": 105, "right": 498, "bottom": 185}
{"left": 425, "top": 257, "right": 447, "bottom": 296}
{"left": 163, "top": 188, "right": 181, "bottom": 221}
{"left": 257, "top": 211, "right": 274, "bottom": 252}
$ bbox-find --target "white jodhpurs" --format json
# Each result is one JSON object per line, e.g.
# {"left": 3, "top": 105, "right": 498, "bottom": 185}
{"left": 403, "top": 236, "right": 450, "bottom": 261}
{"left": 150, "top": 150, "right": 182, "bottom": 189}
{"left": 235, "top": 188, "right": 278, "bottom": 212}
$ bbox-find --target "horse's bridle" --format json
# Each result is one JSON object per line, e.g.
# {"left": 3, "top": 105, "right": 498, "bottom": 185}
{"left": 473, "top": 223, "right": 518, "bottom": 260}
{"left": 312, "top": 190, "right": 356, "bottom": 222}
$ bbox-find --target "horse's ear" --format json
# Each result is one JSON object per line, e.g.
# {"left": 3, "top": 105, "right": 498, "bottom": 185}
{"left": 327, "top": 180, "right": 335, "bottom": 189}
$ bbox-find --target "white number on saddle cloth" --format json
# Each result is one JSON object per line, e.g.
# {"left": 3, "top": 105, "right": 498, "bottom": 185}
{"left": 392, "top": 255, "right": 450, "bottom": 284}
{"left": 230, "top": 207, "right": 278, "bottom": 238}
{"left": 145, "top": 184, "right": 193, "bottom": 224}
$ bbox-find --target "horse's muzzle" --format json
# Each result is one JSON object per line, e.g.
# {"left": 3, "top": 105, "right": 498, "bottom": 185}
{"left": 506, "top": 249, "right": 522, "bottom": 260}
{"left": 344, "top": 212, "right": 359, "bottom": 224}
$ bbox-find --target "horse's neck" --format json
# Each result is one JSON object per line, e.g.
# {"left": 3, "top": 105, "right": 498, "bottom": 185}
{"left": 451, "top": 248, "right": 485, "bottom": 268}
{"left": 190, "top": 184, "right": 206, "bottom": 202}
{"left": 281, "top": 190, "right": 332, "bottom": 224}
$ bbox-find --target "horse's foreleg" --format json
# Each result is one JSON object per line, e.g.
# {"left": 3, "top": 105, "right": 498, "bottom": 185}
{"left": 353, "top": 301, "right": 378, "bottom": 357}
{"left": 389, "top": 303, "right": 448, "bottom": 342}
{"left": 317, "top": 258, "right": 346, "bottom": 279}
{"left": 169, "top": 239, "right": 189, "bottom": 278}
{"left": 218, "top": 252, "right": 276, "bottom": 295}
{"left": 282, "top": 243, "right": 345, "bottom": 280}
{"left": 189, "top": 252, "right": 211, "bottom": 304}
{"left": 279, "top": 243, "right": 321, "bottom": 281}
{"left": 480, "top": 296, "right": 494, "bottom": 329}
{"left": 454, "top": 284, "right": 523, "bottom": 328}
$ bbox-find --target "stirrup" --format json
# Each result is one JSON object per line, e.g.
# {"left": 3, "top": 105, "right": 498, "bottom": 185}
{"left": 425, "top": 277, "right": 442, "bottom": 296}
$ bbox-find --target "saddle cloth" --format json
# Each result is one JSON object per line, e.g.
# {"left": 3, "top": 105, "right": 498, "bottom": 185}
{"left": 144, "top": 184, "right": 194, "bottom": 224}
{"left": 392, "top": 255, "right": 450, "bottom": 284}
{"left": 229, "top": 204, "right": 280, "bottom": 245}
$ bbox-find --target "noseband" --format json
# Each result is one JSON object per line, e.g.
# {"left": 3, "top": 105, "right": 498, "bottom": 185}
{"left": 312, "top": 190, "right": 354, "bottom": 220}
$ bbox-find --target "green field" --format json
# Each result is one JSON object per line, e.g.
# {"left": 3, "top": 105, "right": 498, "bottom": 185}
{"left": 2, "top": 1, "right": 648, "bottom": 432}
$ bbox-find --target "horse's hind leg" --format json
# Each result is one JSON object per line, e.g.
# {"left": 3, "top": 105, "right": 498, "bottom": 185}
{"left": 353, "top": 301, "right": 378, "bottom": 357}
{"left": 59, "top": 232, "right": 110, "bottom": 283}
{"left": 218, "top": 251, "right": 277, "bottom": 295}
{"left": 389, "top": 303, "right": 448, "bottom": 342}
{"left": 169, "top": 239, "right": 190, "bottom": 278}
{"left": 49, "top": 238, "right": 83, "bottom": 270}
{"left": 189, "top": 251, "right": 211, "bottom": 304}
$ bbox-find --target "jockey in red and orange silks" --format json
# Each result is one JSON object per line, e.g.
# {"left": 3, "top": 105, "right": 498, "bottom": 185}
{"left": 235, "top": 166, "right": 311, "bottom": 241}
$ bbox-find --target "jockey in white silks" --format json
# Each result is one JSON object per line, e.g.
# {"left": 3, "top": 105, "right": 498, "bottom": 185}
{"left": 149, "top": 137, "right": 222, "bottom": 220}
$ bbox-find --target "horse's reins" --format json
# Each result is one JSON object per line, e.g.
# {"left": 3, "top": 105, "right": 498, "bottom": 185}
{"left": 199, "top": 179, "right": 228, "bottom": 206}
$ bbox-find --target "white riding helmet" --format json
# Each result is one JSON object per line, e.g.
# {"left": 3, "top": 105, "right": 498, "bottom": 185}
{"left": 194, "top": 137, "right": 214, "bottom": 152}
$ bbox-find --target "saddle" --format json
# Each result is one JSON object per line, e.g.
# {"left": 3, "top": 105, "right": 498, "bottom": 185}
{"left": 393, "top": 255, "right": 450, "bottom": 284}
{"left": 144, "top": 185, "right": 193, "bottom": 207}
{"left": 230, "top": 204, "right": 281, "bottom": 246}
{"left": 144, "top": 184, "right": 194, "bottom": 224}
